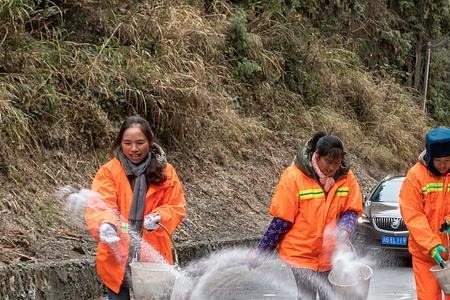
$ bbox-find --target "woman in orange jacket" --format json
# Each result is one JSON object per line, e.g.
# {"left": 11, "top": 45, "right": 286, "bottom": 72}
{"left": 400, "top": 127, "right": 450, "bottom": 300}
{"left": 85, "top": 115, "right": 186, "bottom": 300}
{"left": 254, "top": 132, "right": 363, "bottom": 300}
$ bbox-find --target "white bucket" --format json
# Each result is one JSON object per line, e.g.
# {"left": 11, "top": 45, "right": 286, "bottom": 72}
{"left": 328, "top": 264, "right": 372, "bottom": 300}
{"left": 430, "top": 264, "right": 450, "bottom": 295}
{"left": 130, "top": 262, "right": 176, "bottom": 300}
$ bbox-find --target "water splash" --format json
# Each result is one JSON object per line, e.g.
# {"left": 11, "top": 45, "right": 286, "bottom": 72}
{"left": 171, "top": 247, "right": 297, "bottom": 300}
{"left": 56, "top": 186, "right": 168, "bottom": 265}
{"left": 58, "top": 186, "right": 376, "bottom": 299}
{"left": 330, "top": 236, "right": 373, "bottom": 299}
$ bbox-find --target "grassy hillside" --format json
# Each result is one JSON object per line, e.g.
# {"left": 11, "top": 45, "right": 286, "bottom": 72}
{"left": 0, "top": 0, "right": 434, "bottom": 263}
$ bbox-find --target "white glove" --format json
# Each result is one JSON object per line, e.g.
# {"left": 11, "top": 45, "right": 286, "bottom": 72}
{"left": 99, "top": 223, "right": 120, "bottom": 244}
{"left": 143, "top": 213, "right": 161, "bottom": 231}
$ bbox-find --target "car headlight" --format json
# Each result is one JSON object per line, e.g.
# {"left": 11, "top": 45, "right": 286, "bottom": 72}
{"left": 358, "top": 214, "right": 371, "bottom": 224}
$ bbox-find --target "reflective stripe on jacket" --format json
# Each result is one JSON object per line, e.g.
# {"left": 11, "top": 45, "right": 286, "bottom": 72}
{"left": 269, "top": 163, "right": 362, "bottom": 271}
{"left": 400, "top": 162, "right": 450, "bottom": 259}
{"left": 84, "top": 158, "right": 186, "bottom": 293}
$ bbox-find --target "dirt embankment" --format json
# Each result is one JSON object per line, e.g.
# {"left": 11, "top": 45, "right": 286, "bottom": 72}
{"left": 0, "top": 0, "right": 425, "bottom": 271}
{"left": 0, "top": 140, "right": 379, "bottom": 268}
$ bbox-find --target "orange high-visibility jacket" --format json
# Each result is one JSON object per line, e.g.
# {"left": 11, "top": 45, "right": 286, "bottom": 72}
{"left": 85, "top": 158, "right": 186, "bottom": 293}
{"left": 269, "top": 163, "right": 362, "bottom": 271}
{"left": 400, "top": 162, "right": 450, "bottom": 259}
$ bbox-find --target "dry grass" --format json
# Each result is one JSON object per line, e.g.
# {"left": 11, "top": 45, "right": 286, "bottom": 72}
{"left": 298, "top": 44, "right": 432, "bottom": 170}
{"left": 0, "top": 0, "right": 431, "bottom": 164}
{"left": 0, "top": 85, "right": 32, "bottom": 146}
{"left": 0, "top": 0, "right": 432, "bottom": 240}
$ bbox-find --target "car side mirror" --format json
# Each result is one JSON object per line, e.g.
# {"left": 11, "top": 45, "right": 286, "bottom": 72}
{"left": 363, "top": 195, "right": 371, "bottom": 208}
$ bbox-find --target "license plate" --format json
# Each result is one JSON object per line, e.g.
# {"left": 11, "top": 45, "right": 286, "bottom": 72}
{"left": 381, "top": 235, "right": 407, "bottom": 246}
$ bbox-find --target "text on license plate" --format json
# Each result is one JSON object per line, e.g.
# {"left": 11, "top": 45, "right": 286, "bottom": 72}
{"left": 381, "top": 235, "right": 407, "bottom": 246}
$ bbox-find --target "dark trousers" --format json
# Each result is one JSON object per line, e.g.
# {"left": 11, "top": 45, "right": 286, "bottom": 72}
{"left": 107, "top": 286, "right": 130, "bottom": 300}
{"left": 292, "top": 268, "right": 337, "bottom": 300}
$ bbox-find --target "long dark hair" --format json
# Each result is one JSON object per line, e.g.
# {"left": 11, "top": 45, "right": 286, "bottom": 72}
{"left": 309, "top": 132, "right": 345, "bottom": 163}
{"left": 113, "top": 115, "right": 166, "bottom": 184}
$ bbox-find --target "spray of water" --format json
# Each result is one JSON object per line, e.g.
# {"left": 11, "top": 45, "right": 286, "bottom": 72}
{"left": 58, "top": 186, "right": 376, "bottom": 299}
{"left": 324, "top": 224, "right": 373, "bottom": 300}
{"left": 171, "top": 247, "right": 297, "bottom": 300}
{"left": 56, "top": 186, "right": 169, "bottom": 265}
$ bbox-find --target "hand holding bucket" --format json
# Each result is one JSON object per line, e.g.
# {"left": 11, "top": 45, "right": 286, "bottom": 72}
{"left": 328, "top": 240, "right": 373, "bottom": 300}
{"left": 430, "top": 230, "right": 450, "bottom": 295}
{"left": 431, "top": 245, "right": 447, "bottom": 269}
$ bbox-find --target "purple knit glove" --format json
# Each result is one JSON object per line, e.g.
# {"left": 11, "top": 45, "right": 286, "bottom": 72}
{"left": 338, "top": 210, "right": 357, "bottom": 237}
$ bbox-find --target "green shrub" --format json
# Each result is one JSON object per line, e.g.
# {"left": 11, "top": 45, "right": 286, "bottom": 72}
{"left": 236, "top": 58, "right": 261, "bottom": 81}
{"left": 228, "top": 10, "right": 255, "bottom": 55}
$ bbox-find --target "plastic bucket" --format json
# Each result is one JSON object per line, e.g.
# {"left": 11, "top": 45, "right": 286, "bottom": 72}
{"left": 328, "top": 264, "right": 372, "bottom": 300}
{"left": 130, "top": 262, "right": 176, "bottom": 300}
{"left": 430, "top": 264, "right": 450, "bottom": 295}
{"left": 130, "top": 224, "right": 180, "bottom": 300}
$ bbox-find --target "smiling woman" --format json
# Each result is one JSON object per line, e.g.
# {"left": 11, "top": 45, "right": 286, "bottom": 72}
{"left": 121, "top": 127, "right": 150, "bottom": 164}
{"left": 112, "top": 116, "right": 168, "bottom": 185}
{"left": 85, "top": 115, "right": 186, "bottom": 300}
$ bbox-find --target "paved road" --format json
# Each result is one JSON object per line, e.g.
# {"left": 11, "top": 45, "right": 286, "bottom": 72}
{"left": 97, "top": 255, "right": 418, "bottom": 300}
{"left": 369, "top": 264, "right": 416, "bottom": 299}
{"left": 362, "top": 248, "right": 417, "bottom": 300}
{"left": 171, "top": 255, "right": 418, "bottom": 300}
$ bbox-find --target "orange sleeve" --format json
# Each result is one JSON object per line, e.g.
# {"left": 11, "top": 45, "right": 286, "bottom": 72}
{"left": 152, "top": 165, "right": 186, "bottom": 234}
{"left": 343, "top": 171, "right": 363, "bottom": 216}
{"left": 269, "top": 168, "right": 299, "bottom": 223}
{"left": 84, "top": 165, "right": 121, "bottom": 241}
{"left": 400, "top": 172, "right": 441, "bottom": 252}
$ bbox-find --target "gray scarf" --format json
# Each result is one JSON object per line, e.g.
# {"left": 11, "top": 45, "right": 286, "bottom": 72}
{"left": 117, "top": 147, "right": 152, "bottom": 287}
{"left": 117, "top": 148, "right": 152, "bottom": 223}
{"left": 117, "top": 145, "right": 168, "bottom": 287}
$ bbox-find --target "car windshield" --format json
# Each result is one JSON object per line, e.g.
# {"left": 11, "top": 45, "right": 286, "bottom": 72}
{"left": 370, "top": 177, "right": 405, "bottom": 203}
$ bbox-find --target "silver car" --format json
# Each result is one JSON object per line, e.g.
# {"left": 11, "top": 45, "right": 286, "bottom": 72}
{"left": 355, "top": 175, "right": 410, "bottom": 256}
